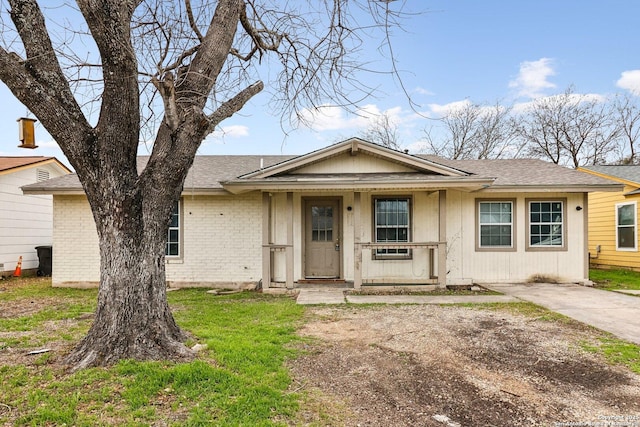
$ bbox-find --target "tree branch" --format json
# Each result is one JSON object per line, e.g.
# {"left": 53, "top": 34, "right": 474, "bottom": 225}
{"left": 205, "top": 80, "right": 264, "bottom": 133}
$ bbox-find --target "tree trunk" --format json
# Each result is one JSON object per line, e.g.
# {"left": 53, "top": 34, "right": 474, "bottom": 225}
{"left": 65, "top": 189, "right": 193, "bottom": 370}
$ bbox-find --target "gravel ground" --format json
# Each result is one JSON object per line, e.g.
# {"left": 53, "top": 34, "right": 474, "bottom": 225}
{"left": 289, "top": 304, "right": 640, "bottom": 426}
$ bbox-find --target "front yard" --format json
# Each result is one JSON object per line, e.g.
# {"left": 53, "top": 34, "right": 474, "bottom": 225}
{"left": 0, "top": 276, "right": 639, "bottom": 426}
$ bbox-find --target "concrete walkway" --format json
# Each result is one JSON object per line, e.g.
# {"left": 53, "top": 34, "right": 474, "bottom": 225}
{"left": 296, "top": 288, "right": 518, "bottom": 305}
{"left": 486, "top": 283, "right": 640, "bottom": 345}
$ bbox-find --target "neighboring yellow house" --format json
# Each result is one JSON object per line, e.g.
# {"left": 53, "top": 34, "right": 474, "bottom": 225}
{"left": 579, "top": 166, "right": 640, "bottom": 271}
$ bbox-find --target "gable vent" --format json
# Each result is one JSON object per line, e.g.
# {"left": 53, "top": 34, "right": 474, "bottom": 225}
{"left": 36, "top": 169, "right": 49, "bottom": 182}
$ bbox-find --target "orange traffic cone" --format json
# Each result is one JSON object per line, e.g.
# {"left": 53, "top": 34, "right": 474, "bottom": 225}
{"left": 13, "top": 256, "right": 22, "bottom": 277}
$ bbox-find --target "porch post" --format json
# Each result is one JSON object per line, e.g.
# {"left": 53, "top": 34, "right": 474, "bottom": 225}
{"left": 438, "top": 190, "right": 447, "bottom": 288}
{"left": 353, "top": 192, "right": 362, "bottom": 289}
{"left": 261, "top": 192, "right": 271, "bottom": 290}
{"left": 286, "top": 192, "right": 294, "bottom": 289}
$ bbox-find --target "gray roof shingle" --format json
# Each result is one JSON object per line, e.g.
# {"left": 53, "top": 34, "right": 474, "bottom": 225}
{"left": 580, "top": 165, "right": 640, "bottom": 185}
{"left": 22, "top": 154, "right": 620, "bottom": 193}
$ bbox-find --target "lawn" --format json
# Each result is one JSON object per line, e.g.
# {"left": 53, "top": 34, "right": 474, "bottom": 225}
{"left": 590, "top": 267, "right": 640, "bottom": 290}
{"left": 1, "top": 276, "right": 639, "bottom": 425}
{"left": 0, "top": 278, "right": 305, "bottom": 426}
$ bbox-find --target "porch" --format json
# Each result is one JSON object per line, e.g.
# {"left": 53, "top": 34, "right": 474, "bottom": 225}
{"left": 260, "top": 190, "right": 448, "bottom": 290}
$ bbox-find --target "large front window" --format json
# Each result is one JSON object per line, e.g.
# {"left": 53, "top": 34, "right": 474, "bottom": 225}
{"left": 616, "top": 202, "right": 637, "bottom": 250}
{"left": 528, "top": 200, "right": 564, "bottom": 249}
{"left": 374, "top": 197, "right": 410, "bottom": 258}
{"left": 166, "top": 201, "right": 180, "bottom": 256}
{"left": 478, "top": 201, "right": 514, "bottom": 249}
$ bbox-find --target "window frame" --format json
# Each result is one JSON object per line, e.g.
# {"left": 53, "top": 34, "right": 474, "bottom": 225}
{"left": 525, "top": 198, "right": 567, "bottom": 252}
{"left": 616, "top": 201, "right": 637, "bottom": 251}
{"left": 475, "top": 199, "right": 517, "bottom": 252}
{"left": 372, "top": 196, "right": 412, "bottom": 260}
{"left": 166, "top": 200, "right": 182, "bottom": 258}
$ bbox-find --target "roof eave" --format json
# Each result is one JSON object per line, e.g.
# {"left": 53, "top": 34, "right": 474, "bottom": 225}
{"left": 21, "top": 188, "right": 86, "bottom": 195}
{"left": 478, "top": 184, "right": 624, "bottom": 193}
{"left": 222, "top": 178, "right": 496, "bottom": 194}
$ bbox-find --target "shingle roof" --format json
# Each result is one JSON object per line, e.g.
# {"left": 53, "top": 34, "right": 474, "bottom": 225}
{"left": 580, "top": 165, "right": 640, "bottom": 185}
{"left": 22, "top": 153, "right": 620, "bottom": 193}
{"left": 0, "top": 156, "right": 59, "bottom": 172}
{"left": 420, "top": 156, "right": 618, "bottom": 188}
{"left": 22, "top": 155, "right": 295, "bottom": 192}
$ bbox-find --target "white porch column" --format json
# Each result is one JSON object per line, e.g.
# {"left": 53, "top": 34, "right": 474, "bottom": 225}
{"left": 261, "top": 192, "right": 271, "bottom": 290}
{"left": 353, "top": 191, "right": 362, "bottom": 289}
{"left": 286, "top": 192, "right": 294, "bottom": 289}
{"left": 438, "top": 189, "right": 447, "bottom": 288}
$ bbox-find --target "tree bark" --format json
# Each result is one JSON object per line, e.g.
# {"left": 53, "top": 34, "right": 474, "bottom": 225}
{"left": 0, "top": 0, "right": 378, "bottom": 369}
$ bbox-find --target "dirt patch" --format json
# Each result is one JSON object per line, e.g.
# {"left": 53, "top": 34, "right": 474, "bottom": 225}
{"left": 290, "top": 305, "right": 640, "bottom": 426}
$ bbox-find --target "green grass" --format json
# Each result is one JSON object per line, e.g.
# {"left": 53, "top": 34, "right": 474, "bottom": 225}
{"left": 483, "top": 300, "right": 640, "bottom": 375}
{"left": 590, "top": 268, "right": 640, "bottom": 290}
{"left": 0, "top": 278, "right": 306, "bottom": 426}
{"left": 582, "top": 337, "right": 640, "bottom": 374}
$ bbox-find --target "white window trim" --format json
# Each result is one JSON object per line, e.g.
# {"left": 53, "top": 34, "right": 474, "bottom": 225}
{"left": 373, "top": 196, "right": 412, "bottom": 260}
{"left": 525, "top": 199, "right": 567, "bottom": 252}
{"left": 476, "top": 200, "right": 516, "bottom": 252}
{"left": 166, "top": 200, "right": 181, "bottom": 258}
{"left": 616, "top": 201, "right": 637, "bottom": 252}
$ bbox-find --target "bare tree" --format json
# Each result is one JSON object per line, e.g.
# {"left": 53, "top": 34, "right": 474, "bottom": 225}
{"left": 516, "top": 87, "right": 619, "bottom": 167}
{"left": 0, "top": 0, "right": 406, "bottom": 369}
{"left": 612, "top": 93, "right": 640, "bottom": 164}
{"left": 423, "top": 101, "right": 520, "bottom": 159}
{"left": 359, "top": 112, "right": 401, "bottom": 150}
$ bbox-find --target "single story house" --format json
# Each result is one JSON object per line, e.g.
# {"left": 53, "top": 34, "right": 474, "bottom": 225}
{"left": 1, "top": 156, "right": 71, "bottom": 276}
{"left": 578, "top": 165, "right": 640, "bottom": 271}
{"left": 22, "top": 138, "right": 621, "bottom": 289}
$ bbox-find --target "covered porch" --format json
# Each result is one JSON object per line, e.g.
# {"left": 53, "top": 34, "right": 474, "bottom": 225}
{"left": 259, "top": 190, "right": 449, "bottom": 290}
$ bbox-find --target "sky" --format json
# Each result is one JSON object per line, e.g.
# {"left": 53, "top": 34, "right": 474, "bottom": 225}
{"left": 1, "top": 0, "right": 640, "bottom": 166}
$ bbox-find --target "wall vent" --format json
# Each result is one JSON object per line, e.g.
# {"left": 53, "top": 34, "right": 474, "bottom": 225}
{"left": 37, "top": 169, "right": 50, "bottom": 182}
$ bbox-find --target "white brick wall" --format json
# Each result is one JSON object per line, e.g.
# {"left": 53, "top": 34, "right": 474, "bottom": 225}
{"left": 167, "top": 194, "right": 262, "bottom": 287}
{"left": 52, "top": 195, "right": 100, "bottom": 286}
{"left": 52, "top": 194, "right": 263, "bottom": 288}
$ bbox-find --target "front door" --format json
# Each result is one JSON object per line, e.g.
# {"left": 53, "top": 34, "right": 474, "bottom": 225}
{"left": 305, "top": 198, "right": 341, "bottom": 278}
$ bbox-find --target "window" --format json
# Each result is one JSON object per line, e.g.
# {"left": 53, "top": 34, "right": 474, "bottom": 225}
{"left": 311, "top": 206, "right": 333, "bottom": 241}
{"left": 166, "top": 201, "right": 180, "bottom": 256}
{"left": 527, "top": 200, "right": 565, "bottom": 249}
{"left": 616, "top": 202, "right": 637, "bottom": 251}
{"left": 374, "top": 197, "right": 410, "bottom": 258}
{"left": 478, "top": 201, "right": 514, "bottom": 250}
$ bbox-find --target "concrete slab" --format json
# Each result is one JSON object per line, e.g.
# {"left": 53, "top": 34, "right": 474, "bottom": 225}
{"left": 296, "top": 289, "right": 518, "bottom": 305}
{"left": 296, "top": 289, "right": 346, "bottom": 305}
{"left": 486, "top": 283, "right": 640, "bottom": 345}
{"left": 345, "top": 295, "right": 519, "bottom": 304}
{"left": 612, "top": 289, "right": 640, "bottom": 296}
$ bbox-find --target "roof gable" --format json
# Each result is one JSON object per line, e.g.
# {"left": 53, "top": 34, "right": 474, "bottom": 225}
{"left": 239, "top": 138, "right": 469, "bottom": 179}
{"left": 0, "top": 156, "right": 71, "bottom": 176}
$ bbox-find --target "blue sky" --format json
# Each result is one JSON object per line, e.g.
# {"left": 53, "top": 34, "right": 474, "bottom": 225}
{"left": 1, "top": 0, "right": 639, "bottom": 164}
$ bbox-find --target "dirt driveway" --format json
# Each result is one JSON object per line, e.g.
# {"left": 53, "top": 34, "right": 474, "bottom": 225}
{"left": 290, "top": 304, "right": 640, "bottom": 426}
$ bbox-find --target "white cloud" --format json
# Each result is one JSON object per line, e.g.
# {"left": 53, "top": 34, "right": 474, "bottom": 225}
{"left": 427, "top": 99, "right": 472, "bottom": 116}
{"left": 617, "top": 70, "right": 640, "bottom": 96}
{"left": 204, "top": 125, "right": 250, "bottom": 145}
{"left": 509, "top": 58, "right": 556, "bottom": 99}
{"left": 414, "top": 86, "right": 434, "bottom": 96}
{"left": 513, "top": 91, "right": 606, "bottom": 114}
{"left": 297, "top": 104, "right": 373, "bottom": 131}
